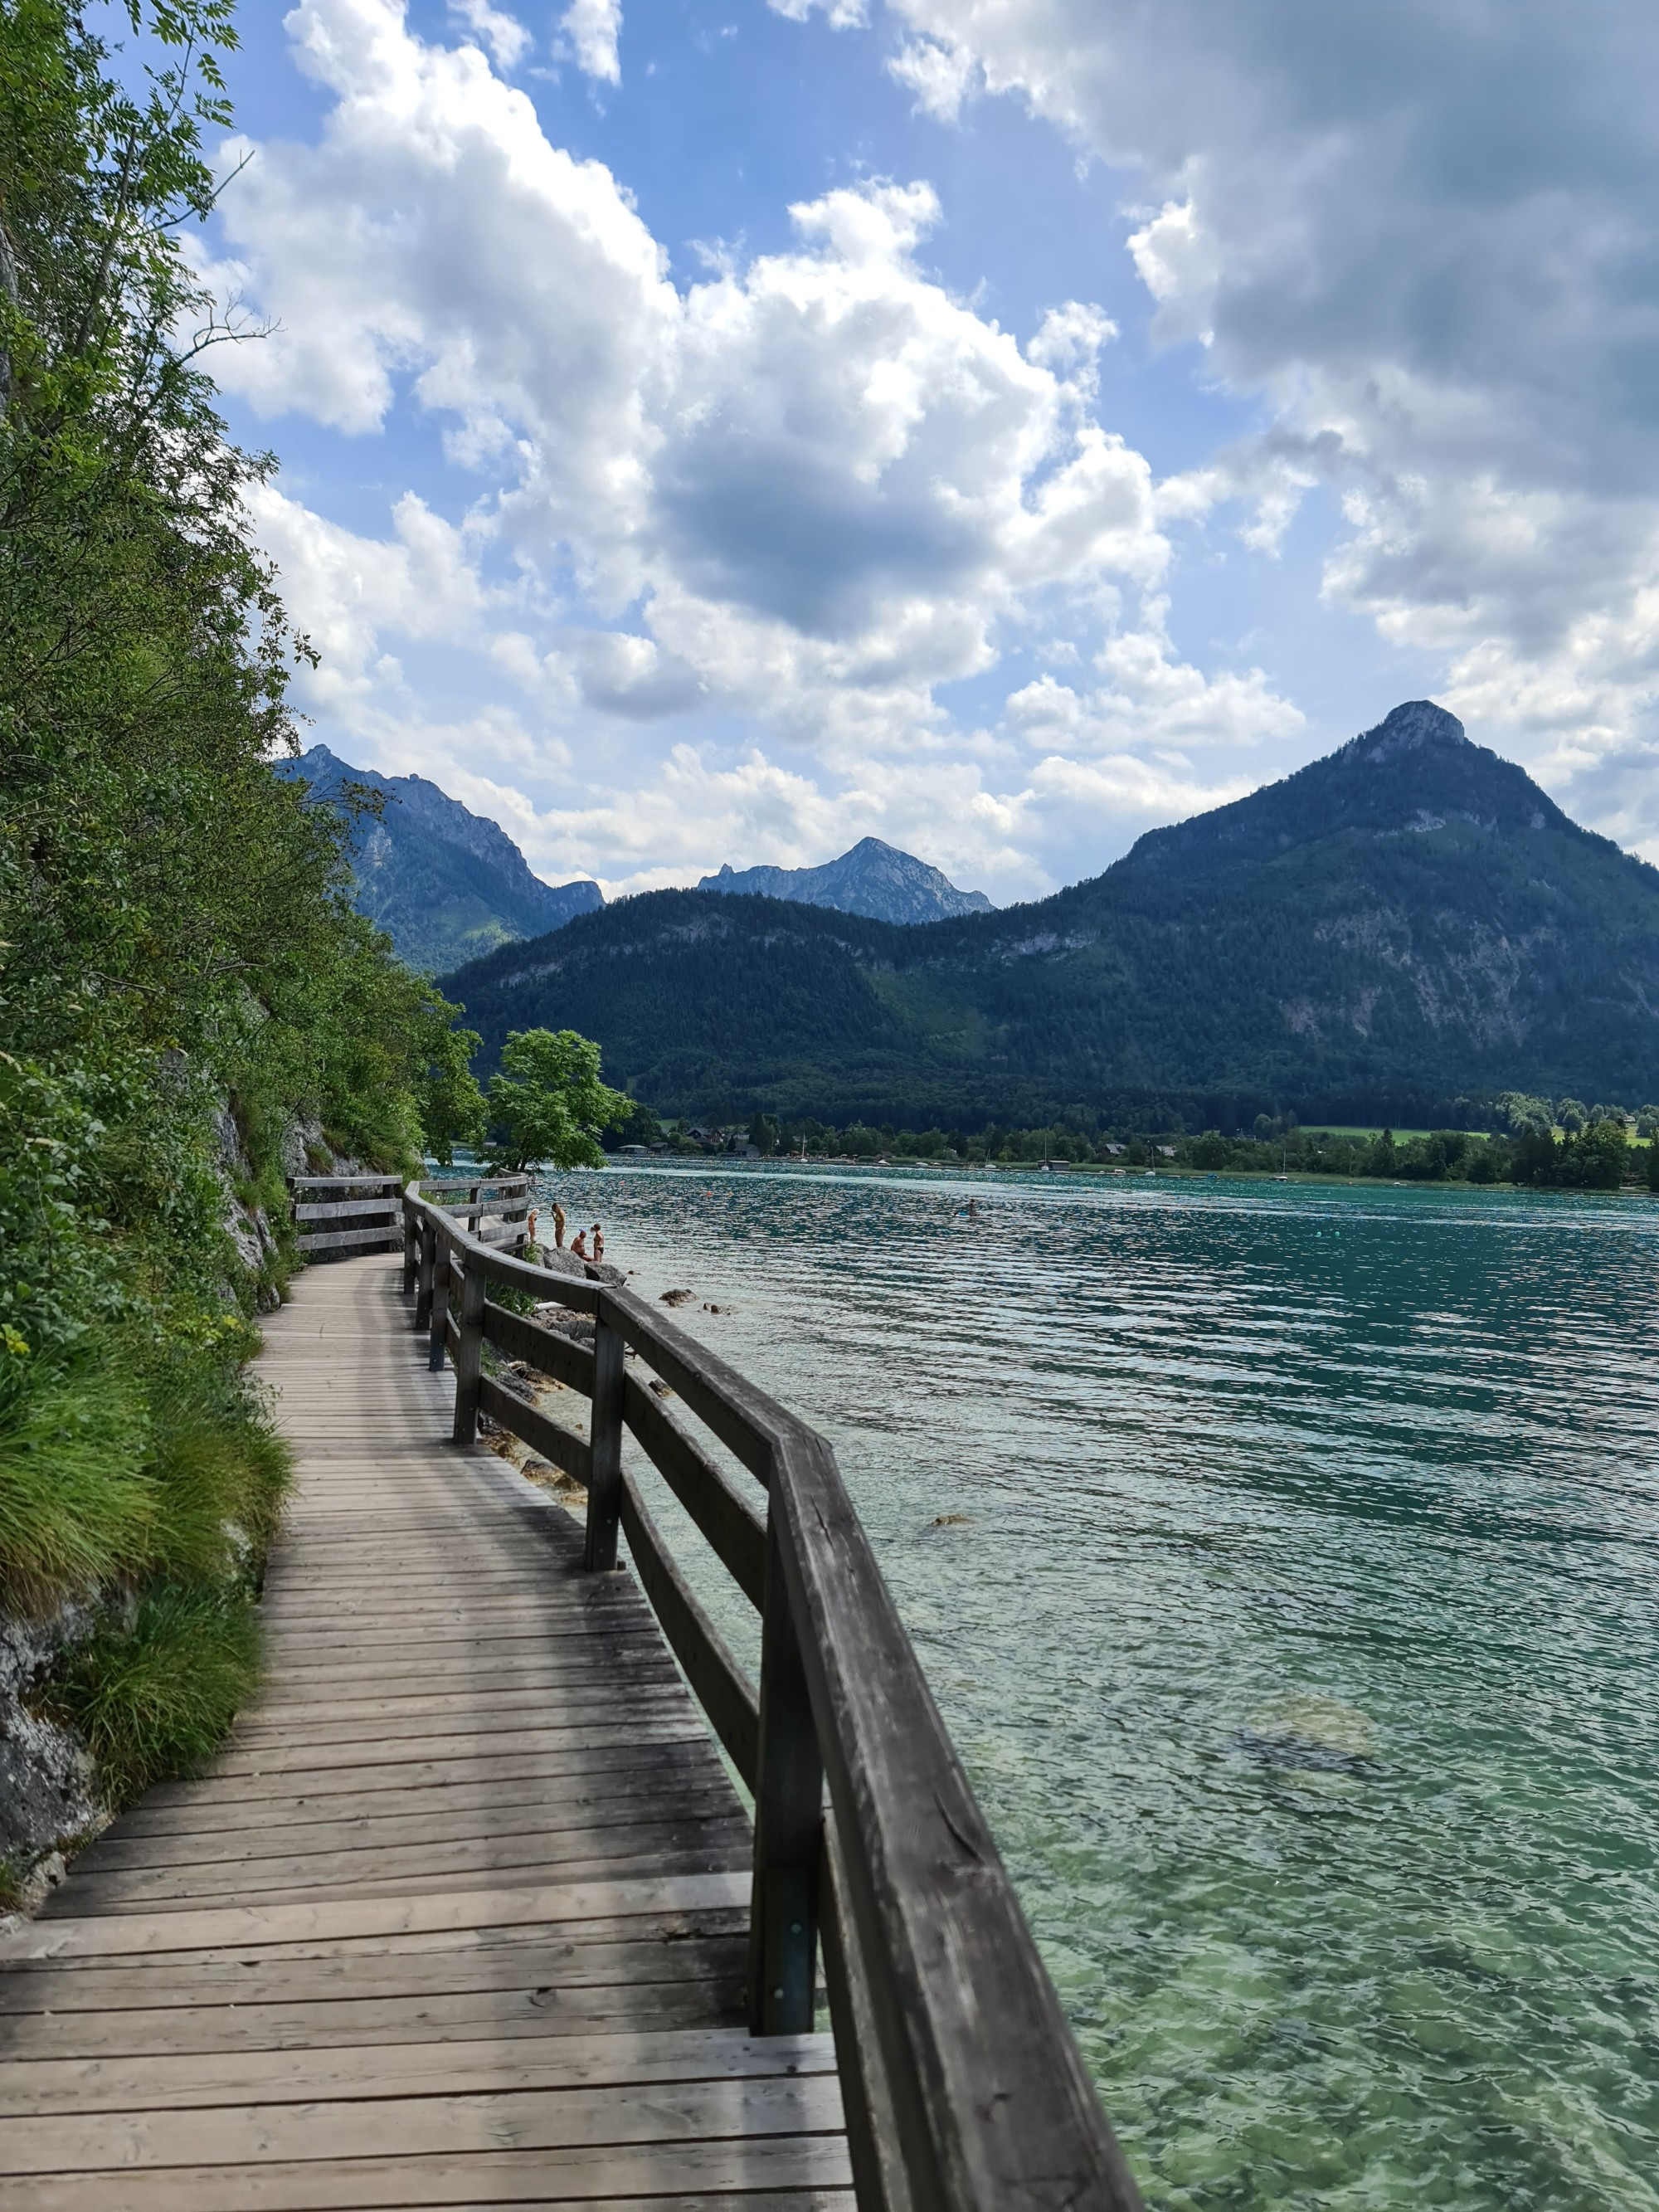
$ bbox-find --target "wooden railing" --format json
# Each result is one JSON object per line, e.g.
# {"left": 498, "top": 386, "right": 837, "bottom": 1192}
{"left": 401, "top": 1182, "right": 1143, "bottom": 2212}
{"left": 289, "top": 1173, "right": 406, "bottom": 1258}
{"left": 291, "top": 1171, "right": 529, "bottom": 1262}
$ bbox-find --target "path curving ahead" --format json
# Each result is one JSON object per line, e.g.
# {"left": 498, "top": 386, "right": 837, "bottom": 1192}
{"left": 0, "top": 1252, "right": 850, "bottom": 2209}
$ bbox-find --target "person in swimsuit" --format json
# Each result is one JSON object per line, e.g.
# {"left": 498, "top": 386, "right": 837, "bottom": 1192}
{"left": 591, "top": 1224, "right": 605, "bottom": 1262}
{"left": 571, "top": 1229, "right": 590, "bottom": 1260}
{"left": 552, "top": 1202, "right": 567, "bottom": 1249}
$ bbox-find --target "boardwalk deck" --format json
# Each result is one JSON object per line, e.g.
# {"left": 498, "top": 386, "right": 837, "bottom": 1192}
{"left": 0, "top": 1254, "right": 851, "bottom": 2210}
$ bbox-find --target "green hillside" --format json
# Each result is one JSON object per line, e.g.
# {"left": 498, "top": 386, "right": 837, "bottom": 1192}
{"left": 442, "top": 703, "right": 1659, "bottom": 1128}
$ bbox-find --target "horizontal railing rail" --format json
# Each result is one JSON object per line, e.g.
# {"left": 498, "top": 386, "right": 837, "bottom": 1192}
{"left": 401, "top": 1182, "right": 1143, "bottom": 2212}
{"left": 289, "top": 1173, "right": 405, "bottom": 1258}
{"left": 291, "top": 1171, "right": 529, "bottom": 1266}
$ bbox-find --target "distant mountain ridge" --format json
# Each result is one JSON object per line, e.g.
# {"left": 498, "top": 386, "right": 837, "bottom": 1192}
{"left": 275, "top": 745, "right": 601, "bottom": 972}
{"left": 441, "top": 703, "right": 1659, "bottom": 1127}
{"left": 698, "top": 836, "right": 992, "bottom": 923}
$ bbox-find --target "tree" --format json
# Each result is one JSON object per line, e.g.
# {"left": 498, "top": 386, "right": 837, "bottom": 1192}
{"left": 412, "top": 1006, "right": 486, "bottom": 1167}
{"left": 1574, "top": 1118, "right": 1627, "bottom": 1190}
{"left": 747, "top": 1110, "right": 779, "bottom": 1156}
{"left": 487, "top": 1029, "right": 630, "bottom": 1172}
{"left": 1557, "top": 1098, "right": 1588, "bottom": 1133}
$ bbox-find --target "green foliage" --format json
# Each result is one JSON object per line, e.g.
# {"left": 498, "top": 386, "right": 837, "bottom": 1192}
{"left": 411, "top": 1006, "right": 487, "bottom": 1167}
{"left": 46, "top": 1581, "right": 262, "bottom": 1800}
{"left": 488, "top": 1028, "right": 630, "bottom": 1172}
{"left": 0, "top": 0, "right": 478, "bottom": 1831}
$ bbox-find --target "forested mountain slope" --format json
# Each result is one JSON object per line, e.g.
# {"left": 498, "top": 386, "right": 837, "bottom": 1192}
{"left": 444, "top": 704, "right": 1659, "bottom": 1126}
{"left": 276, "top": 745, "right": 601, "bottom": 972}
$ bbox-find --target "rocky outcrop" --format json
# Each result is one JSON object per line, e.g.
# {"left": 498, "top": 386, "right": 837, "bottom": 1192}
{"left": 0, "top": 1598, "right": 107, "bottom": 1912}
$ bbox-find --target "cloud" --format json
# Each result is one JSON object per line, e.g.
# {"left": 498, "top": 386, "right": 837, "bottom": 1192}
{"left": 205, "top": 0, "right": 1303, "bottom": 894}
{"left": 888, "top": 36, "right": 980, "bottom": 122}
{"left": 448, "top": 0, "right": 529, "bottom": 70}
{"left": 864, "top": 0, "right": 1659, "bottom": 805}
{"left": 557, "top": 0, "right": 620, "bottom": 83}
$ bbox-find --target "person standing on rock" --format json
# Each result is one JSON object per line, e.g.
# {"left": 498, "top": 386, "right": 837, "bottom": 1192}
{"left": 591, "top": 1224, "right": 605, "bottom": 1263}
{"left": 551, "top": 1202, "right": 567, "bottom": 1249}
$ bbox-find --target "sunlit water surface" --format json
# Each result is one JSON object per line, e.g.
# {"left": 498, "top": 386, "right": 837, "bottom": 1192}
{"left": 538, "top": 1162, "right": 1659, "bottom": 2210}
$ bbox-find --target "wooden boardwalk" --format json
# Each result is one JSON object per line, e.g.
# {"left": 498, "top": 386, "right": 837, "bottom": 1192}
{"left": 0, "top": 1254, "right": 851, "bottom": 2210}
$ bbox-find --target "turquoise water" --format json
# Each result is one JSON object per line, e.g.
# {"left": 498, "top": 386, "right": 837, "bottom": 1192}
{"left": 541, "top": 1163, "right": 1659, "bottom": 2209}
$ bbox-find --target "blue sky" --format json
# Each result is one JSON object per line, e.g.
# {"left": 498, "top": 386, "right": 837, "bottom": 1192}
{"left": 193, "top": 0, "right": 1659, "bottom": 901}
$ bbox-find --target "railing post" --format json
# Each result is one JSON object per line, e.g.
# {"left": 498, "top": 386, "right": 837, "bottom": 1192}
{"left": 427, "top": 1251, "right": 450, "bottom": 1373}
{"left": 748, "top": 1504, "right": 823, "bottom": 2034}
{"left": 416, "top": 1220, "right": 436, "bottom": 1332}
{"left": 583, "top": 1309, "right": 625, "bottom": 1571}
{"left": 400, "top": 1195, "right": 417, "bottom": 1297}
{"left": 451, "top": 1256, "right": 486, "bottom": 1446}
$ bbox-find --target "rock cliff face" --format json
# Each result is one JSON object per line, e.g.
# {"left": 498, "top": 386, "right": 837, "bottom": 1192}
{"left": 699, "top": 836, "right": 993, "bottom": 923}
{"left": 275, "top": 745, "right": 602, "bottom": 972}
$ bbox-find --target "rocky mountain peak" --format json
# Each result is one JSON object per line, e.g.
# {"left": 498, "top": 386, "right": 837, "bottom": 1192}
{"left": 697, "top": 836, "right": 992, "bottom": 924}
{"left": 1340, "top": 699, "right": 1470, "bottom": 766}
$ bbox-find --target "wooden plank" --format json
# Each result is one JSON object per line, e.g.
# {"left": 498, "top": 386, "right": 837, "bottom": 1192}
{"left": 294, "top": 1225, "right": 403, "bottom": 1255}
{"left": 287, "top": 1177, "right": 402, "bottom": 1194}
{"left": 69, "top": 1782, "right": 745, "bottom": 1875}
{"left": 0, "top": 1946, "right": 747, "bottom": 2025}
{"left": 0, "top": 2026, "right": 836, "bottom": 2117}
{"left": 0, "top": 2070, "right": 846, "bottom": 2175}
{"left": 0, "top": 1873, "right": 750, "bottom": 1962}
{"left": 482, "top": 1302, "right": 596, "bottom": 1394}
{"left": 57, "top": 1820, "right": 757, "bottom": 1911}
{"left": 106, "top": 1735, "right": 714, "bottom": 1813}
{"left": 0, "top": 2131, "right": 854, "bottom": 2209}
{"left": 625, "top": 1373, "right": 766, "bottom": 1610}
{"left": 105, "top": 1744, "right": 736, "bottom": 1837}
{"left": 478, "top": 1375, "right": 592, "bottom": 1484}
{"left": 293, "top": 1199, "right": 405, "bottom": 1224}
{"left": 0, "top": 1979, "right": 751, "bottom": 2061}
{"left": 0, "top": 1903, "right": 748, "bottom": 1983}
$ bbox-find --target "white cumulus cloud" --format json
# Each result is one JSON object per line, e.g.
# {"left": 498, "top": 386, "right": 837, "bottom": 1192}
{"left": 205, "top": 0, "right": 1302, "bottom": 894}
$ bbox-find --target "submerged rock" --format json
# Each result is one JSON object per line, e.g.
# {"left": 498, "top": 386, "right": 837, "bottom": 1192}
{"left": 1235, "top": 1693, "right": 1381, "bottom": 1776}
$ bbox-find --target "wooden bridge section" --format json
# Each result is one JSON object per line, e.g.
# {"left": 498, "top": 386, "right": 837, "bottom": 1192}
{"left": 0, "top": 1182, "right": 1143, "bottom": 2211}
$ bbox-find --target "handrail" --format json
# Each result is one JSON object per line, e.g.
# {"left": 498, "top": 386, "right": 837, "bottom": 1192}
{"left": 401, "top": 1182, "right": 1144, "bottom": 2212}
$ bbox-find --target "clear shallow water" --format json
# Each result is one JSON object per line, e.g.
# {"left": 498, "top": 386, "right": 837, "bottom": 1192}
{"left": 542, "top": 1163, "right": 1659, "bottom": 2210}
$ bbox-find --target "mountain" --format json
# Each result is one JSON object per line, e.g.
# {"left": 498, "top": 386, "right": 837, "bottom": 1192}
{"left": 698, "top": 836, "right": 992, "bottom": 923}
{"left": 440, "top": 704, "right": 1659, "bottom": 1127}
{"left": 274, "top": 745, "right": 602, "bottom": 972}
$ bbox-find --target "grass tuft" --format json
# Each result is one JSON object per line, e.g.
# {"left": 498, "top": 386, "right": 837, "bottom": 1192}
{"left": 46, "top": 1584, "right": 263, "bottom": 1802}
{"left": 0, "top": 1361, "right": 153, "bottom": 1615}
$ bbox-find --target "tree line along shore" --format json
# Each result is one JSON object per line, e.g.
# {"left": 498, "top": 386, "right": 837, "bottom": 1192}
{"left": 609, "top": 1104, "right": 1655, "bottom": 1191}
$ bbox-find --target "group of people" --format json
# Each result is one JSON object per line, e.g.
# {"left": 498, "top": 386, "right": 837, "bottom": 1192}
{"left": 527, "top": 1201, "right": 604, "bottom": 1264}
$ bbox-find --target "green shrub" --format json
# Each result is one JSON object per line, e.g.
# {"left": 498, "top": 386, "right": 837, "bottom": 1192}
{"left": 46, "top": 1585, "right": 263, "bottom": 1801}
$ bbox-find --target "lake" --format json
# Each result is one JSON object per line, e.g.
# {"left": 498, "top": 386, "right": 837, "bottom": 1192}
{"left": 536, "top": 1161, "right": 1659, "bottom": 2210}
